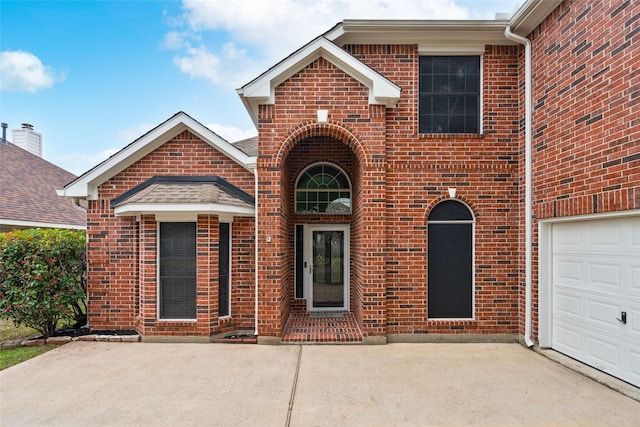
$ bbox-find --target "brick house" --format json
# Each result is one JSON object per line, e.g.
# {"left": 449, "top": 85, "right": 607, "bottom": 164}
{"left": 61, "top": 0, "right": 639, "bottom": 386}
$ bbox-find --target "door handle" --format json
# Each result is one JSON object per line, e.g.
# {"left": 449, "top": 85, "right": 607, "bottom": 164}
{"left": 616, "top": 311, "right": 627, "bottom": 324}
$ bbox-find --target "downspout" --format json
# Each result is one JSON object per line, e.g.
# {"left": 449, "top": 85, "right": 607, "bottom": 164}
{"left": 71, "top": 197, "right": 88, "bottom": 213}
{"left": 253, "top": 167, "right": 259, "bottom": 337}
{"left": 504, "top": 26, "right": 534, "bottom": 348}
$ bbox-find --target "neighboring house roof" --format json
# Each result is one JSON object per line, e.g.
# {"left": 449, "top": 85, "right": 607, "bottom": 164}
{"left": 0, "top": 142, "right": 85, "bottom": 230}
{"left": 110, "top": 176, "right": 255, "bottom": 219}
{"left": 232, "top": 136, "right": 258, "bottom": 157}
{"left": 237, "top": 37, "right": 402, "bottom": 127}
{"left": 60, "top": 111, "right": 257, "bottom": 200}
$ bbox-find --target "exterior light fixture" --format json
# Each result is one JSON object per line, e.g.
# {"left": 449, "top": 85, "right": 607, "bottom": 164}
{"left": 317, "top": 110, "right": 329, "bottom": 123}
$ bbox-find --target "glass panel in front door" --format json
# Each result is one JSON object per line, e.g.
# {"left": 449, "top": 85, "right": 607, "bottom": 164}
{"left": 312, "top": 230, "right": 344, "bottom": 308}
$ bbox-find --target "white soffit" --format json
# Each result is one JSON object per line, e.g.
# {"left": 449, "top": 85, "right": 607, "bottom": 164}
{"left": 326, "top": 20, "right": 516, "bottom": 47}
{"left": 238, "top": 37, "right": 401, "bottom": 126}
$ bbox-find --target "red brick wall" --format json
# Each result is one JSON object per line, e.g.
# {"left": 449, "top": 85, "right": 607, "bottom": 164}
{"left": 531, "top": 0, "right": 640, "bottom": 219}
{"left": 87, "top": 131, "right": 255, "bottom": 336}
{"left": 529, "top": 0, "right": 640, "bottom": 340}
{"left": 258, "top": 45, "right": 523, "bottom": 338}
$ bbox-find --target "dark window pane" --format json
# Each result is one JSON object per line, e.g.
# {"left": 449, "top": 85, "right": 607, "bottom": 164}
{"left": 419, "top": 55, "right": 480, "bottom": 134}
{"left": 218, "top": 223, "right": 230, "bottom": 317}
{"left": 160, "top": 222, "right": 196, "bottom": 319}
{"left": 428, "top": 200, "right": 473, "bottom": 221}
{"left": 295, "top": 225, "right": 304, "bottom": 299}
{"left": 428, "top": 223, "right": 473, "bottom": 318}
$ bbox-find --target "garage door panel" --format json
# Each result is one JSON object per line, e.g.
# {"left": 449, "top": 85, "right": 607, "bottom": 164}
{"left": 590, "top": 262, "right": 621, "bottom": 289}
{"left": 554, "top": 258, "right": 583, "bottom": 284}
{"left": 588, "top": 299, "right": 620, "bottom": 327}
{"left": 553, "top": 289, "right": 581, "bottom": 318}
{"left": 631, "top": 307, "right": 640, "bottom": 335}
{"left": 551, "top": 215, "right": 640, "bottom": 388}
{"left": 553, "top": 324, "right": 581, "bottom": 353}
{"left": 633, "top": 266, "right": 640, "bottom": 290}
{"left": 632, "top": 350, "right": 640, "bottom": 377}
{"left": 633, "top": 222, "right": 640, "bottom": 245}
{"left": 555, "top": 256, "right": 639, "bottom": 296}
{"left": 587, "top": 334, "right": 620, "bottom": 370}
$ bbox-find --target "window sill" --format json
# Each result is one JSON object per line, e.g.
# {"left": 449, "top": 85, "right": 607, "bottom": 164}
{"left": 421, "top": 133, "right": 485, "bottom": 139}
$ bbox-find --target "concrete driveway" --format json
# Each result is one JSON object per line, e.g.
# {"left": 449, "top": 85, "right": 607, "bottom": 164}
{"left": 1, "top": 342, "right": 639, "bottom": 426}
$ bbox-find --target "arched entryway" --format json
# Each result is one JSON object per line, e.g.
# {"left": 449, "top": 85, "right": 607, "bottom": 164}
{"left": 281, "top": 134, "right": 363, "bottom": 342}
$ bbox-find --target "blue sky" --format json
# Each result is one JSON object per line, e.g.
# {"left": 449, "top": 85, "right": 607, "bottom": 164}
{"left": 1, "top": 0, "right": 521, "bottom": 175}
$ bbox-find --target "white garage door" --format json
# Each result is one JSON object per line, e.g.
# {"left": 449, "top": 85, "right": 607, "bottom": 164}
{"left": 552, "top": 216, "right": 640, "bottom": 387}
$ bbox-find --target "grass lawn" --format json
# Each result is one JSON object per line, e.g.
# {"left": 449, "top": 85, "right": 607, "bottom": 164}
{"left": 0, "top": 345, "right": 57, "bottom": 370}
{"left": 0, "top": 318, "right": 55, "bottom": 371}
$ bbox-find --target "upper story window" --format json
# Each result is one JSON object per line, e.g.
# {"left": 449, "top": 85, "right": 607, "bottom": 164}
{"left": 295, "top": 163, "right": 351, "bottom": 214}
{"left": 419, "top": 55, "right": 481, "bottom": 134}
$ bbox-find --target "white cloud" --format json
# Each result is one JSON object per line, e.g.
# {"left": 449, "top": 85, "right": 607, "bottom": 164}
{"left": 0, "top": 50, "right": 66, "bottom": 93}
{"left": 54, "top": 148, "right": 120, "bottom": 176}
{"left": 207, "top": 122, "right": 257, "bottom": 142}
{"left": 116, "top": 123, "right": 155, "bottom": 142}
{"left": 179, "top": 0, "right": 471, "bottom": 58}
{"left": 173, "top": 44, "right": 222, "bottom": 84}
{"left": 165, "top": 0, "right": 474, "bottom": 88}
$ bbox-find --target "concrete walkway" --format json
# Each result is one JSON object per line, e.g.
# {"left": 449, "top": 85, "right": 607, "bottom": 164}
{"left": 1, "top": 342, "right": 639, "bottom": 426}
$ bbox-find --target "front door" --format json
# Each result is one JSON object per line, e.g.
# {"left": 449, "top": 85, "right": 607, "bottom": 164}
{"left": 306, "top": 225, "right": 350, "bottom": 311}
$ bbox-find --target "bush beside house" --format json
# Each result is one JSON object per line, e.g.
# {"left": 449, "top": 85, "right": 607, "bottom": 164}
{"left": 0, "top": 229, "right": 86, "bottom": 338}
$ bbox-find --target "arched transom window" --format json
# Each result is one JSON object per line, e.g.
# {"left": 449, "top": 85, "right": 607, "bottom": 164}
{"left": 295, "top": 163, "right": 351, "bottom": 214}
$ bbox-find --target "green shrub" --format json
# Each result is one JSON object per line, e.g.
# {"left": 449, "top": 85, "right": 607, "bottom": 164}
{"left": 0, "top": 229, "right": 86, "bottom": 338}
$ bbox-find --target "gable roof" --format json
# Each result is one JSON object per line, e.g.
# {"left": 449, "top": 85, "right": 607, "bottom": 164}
{"left": 59, "top": 111, "right": 257, "bottom": 200}
{"left": 0, "top": 142, "right": 85, "bottom": 229}
{"left": 237, "top": 37, "right": 401, "bottom": 127}
{"left": 232, "top": 136, "right": 259, "bottom": 157}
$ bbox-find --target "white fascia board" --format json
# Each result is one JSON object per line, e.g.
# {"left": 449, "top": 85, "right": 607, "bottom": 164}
{"left": 509, "top": 0, "right": 563, "bottom": 36}
{"left": 238, "top": 38, "right": 401, "bottom": 123}
{"left": 329, "top": 20, "right": 514, "bottom": 46}
{"left": 0, "top": 218, "right": 86, "bottom": 230}
{"left": 61, "top": 112, "right": 254, "bottom": 200}
{"left": 113, "top": 202, "right": 255, "bottom": 217}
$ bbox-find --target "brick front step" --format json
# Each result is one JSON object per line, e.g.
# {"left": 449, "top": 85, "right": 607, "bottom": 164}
{"left": 282, "top": 312, "right": 363, "bottom": 343}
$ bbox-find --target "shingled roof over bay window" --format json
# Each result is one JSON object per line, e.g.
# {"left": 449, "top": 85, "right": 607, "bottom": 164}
{"left": 237, "top": 37, "right": 401, "bottom": 126}
{"left": 111, "top": 176, "right": 255, "bottom": 220}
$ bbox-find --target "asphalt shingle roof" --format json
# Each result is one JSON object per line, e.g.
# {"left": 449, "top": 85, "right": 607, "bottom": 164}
{"left": 0, "top": 142, "right": 85, "bottom": 228}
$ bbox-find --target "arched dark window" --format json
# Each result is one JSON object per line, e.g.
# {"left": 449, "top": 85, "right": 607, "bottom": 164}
{"left": 427, "top": 200, "right": 474, "bottom": 318}
{"left": 295, "top": 163, "right": 351, "bottom": 214}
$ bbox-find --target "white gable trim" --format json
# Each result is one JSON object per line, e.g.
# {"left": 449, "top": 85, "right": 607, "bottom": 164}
{"left": 59, "top": 112, "right": 257, "bottom": 200}
{"left": 237, "top": 37, "right": 401, "bottom": 126}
